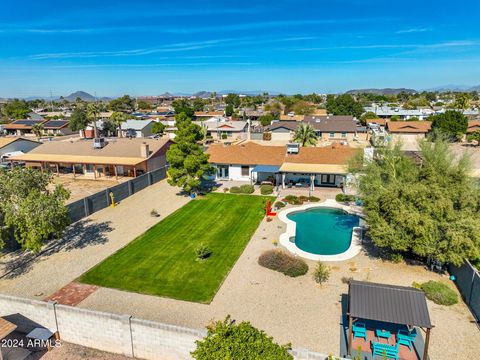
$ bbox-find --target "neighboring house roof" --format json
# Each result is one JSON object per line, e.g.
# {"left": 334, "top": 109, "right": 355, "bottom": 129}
{"left": 386, "top": 121, "right": 432, "bottom": 133}
{"left": 9, "top": 138, "right": 171, "bottom": 166}
{"left": 3, "top": 119, "right": 45, "bottom": 130}
{"left": 43, "top": 120, "right": 70, "bottom": 129}
{"left": 195, "top": 111, "right": 224, "bottom": 117}
{"left": 367, "top": 118, "right": 387, "bottom": 126}
{"left": 306, "top": 118, "right": 357, "bottom": 133}
{"left": 206, "top": 142, "right": 357, "bottom": 168}
{"left": 203, "top": 120, "right": 247, "bottom": 132}
{"left": 120, "top": 119, "right": 153, "bottom": 131}
{"left": 280, "top": 114, "right": 304, "bottom": 121}
{"left": 0, "top": 137, "right": 40, "bottom": 149}
{"left": 304, "top": 115, "right": 354, "bottom": 122}
{"left": 467, "top": 120, "right": 480, "bottom": 133}
{"left": 349, "top": 280, "right": 432, "bottom": 329}
{"left": 268, "top": 121, "right": 298, "bottom": 132}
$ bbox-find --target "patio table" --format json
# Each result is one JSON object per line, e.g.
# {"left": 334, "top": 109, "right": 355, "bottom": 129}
{"left": 375, "top": 329, "right": 391, "bottom": 343}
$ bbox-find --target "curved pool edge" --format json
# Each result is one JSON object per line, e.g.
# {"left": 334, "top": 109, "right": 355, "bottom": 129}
{"left": 278, "top": 199, "right": 363, "bottom": 262}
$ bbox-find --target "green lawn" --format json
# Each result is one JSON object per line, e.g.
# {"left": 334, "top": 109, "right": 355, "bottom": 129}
{"left": 79, "top": 193, "right": 270, "bottom": 303}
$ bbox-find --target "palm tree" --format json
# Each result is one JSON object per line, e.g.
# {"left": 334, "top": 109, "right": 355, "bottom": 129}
{"left": 110, "top": 111, "right": 128, "bottom": 138}
{"left": 87, "top": 102, "right": 100, "bottom": 138}
{"left": 293, "top": 123, "right": 317, "bottom": 147}
{"left": 31, "top": 123, "right": 44, "bottom": 139}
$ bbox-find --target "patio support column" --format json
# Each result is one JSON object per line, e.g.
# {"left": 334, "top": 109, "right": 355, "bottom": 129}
{"left": 282, "top": 173, "right": 285, "bottom": 189}
{"left": 72, "top": 164, "right": 76, "bottom": 178}
{"left": 347, "top": 314, "right": 353, "bottom": 355}
{"left": 310, "top": 174, "right": 315, "bottom": 191}
{"left": 56, "top": 163, "right": 59, "bottom": 176}
{"left": 93, "top": 164, "right": 97, "bottom": 180}
{"left": 114, "top": 165, "right": 118, "bottom": 180}
{"left": 133, "top": 167, "right": 137, "bottom": 177}
{"left": 423, "top": 328, "right": 431, "bottom": 360}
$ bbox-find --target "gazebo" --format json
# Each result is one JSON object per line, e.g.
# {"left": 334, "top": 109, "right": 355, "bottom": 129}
{"left": 347, "top": 280, "right": 433, "bottom": 360}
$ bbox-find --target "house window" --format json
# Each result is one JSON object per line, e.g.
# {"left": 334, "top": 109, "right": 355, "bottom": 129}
{"left": 329, "top": 132, "right": 335, "bottom": 138}
{"left": 241, "top": 166, "right": 249, "bottom": 176}
{"left": 341, "top": 132, "right": 347, "bottom": 138}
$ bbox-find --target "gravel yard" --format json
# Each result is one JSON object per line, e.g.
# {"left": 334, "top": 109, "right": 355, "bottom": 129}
{"left": 78, "top": 211, "right": 480, "bottom": 359}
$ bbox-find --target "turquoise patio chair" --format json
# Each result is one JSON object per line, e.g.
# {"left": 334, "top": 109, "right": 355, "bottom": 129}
{"left": 397, "top": 329, "right": 417, "bottom": 351}
{"left": 352, "top": 322, "right": 367, "bottom": 341}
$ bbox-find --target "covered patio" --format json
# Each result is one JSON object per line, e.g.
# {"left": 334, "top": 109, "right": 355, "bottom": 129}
{"left": 341, "top": 280, "right": 433, "bottom": 360}
{"left": 279, "top": 163, "right": 347, "bottom": 190}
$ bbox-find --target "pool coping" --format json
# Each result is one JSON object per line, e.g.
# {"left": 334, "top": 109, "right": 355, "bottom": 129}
{"left": 278, "top": 199, "right": 364, "bottom": 261}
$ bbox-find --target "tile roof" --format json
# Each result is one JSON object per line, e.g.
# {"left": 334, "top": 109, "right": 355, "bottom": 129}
{"left": 206, "top": 142, "right": 357, "bottom": 166}
{"left": 305, "top": 117, "right": 357, "bottom": 132}
{"left": 386, "top": 121, "right": 432, "bottom": 133}
{"left": 279, "top": 114, "right": 304, "bottom": 121}
{"left": 195, "top": 111, "right": 224, "bottom": 117}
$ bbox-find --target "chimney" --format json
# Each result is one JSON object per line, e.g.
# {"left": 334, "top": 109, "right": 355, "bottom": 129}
{"left": 140, "top": 142, "right": 150, "bottom": 158}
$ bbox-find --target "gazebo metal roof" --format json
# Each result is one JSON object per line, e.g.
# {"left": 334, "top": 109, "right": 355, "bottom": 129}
{"left": 348, "top": 280, "right": 432, "bottom": 329}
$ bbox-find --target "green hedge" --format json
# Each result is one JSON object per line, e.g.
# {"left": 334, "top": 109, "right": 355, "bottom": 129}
{"left": 230, "top": 186, "right": 241, "bottom": 194}
{"left": 239, "top": 184, "right": 254, "bottom": 194}
{"left": 258, "top": 249, "right": 308, "bottom": 277}
{"left": 260, "top": 184, "right": 274, "bottom": 195}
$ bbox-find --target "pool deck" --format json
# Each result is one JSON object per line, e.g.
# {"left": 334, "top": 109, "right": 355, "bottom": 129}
{"left": 278, "top": 199, "right": 364, "bottom": 261}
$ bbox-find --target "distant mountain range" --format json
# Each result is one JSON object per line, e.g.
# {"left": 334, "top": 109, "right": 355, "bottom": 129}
{"left": 346, "top": 88, "right": 417, "bottom": 95}
{"left": 423, "top": 84, "right": 480, "bottom": 92}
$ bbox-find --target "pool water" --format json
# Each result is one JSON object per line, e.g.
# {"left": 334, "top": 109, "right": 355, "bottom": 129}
{"left": 287, "top": 208, "right": 359, "bottom": 255}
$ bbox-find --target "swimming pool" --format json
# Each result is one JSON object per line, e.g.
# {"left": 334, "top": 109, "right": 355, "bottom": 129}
{"left": 286, "top": 207, "right": 360, "bottom": 255}
{"left": 278, "top": 200, "right": 363, "bottom": 261}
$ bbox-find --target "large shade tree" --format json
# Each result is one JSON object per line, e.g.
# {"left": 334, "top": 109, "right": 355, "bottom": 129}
{"left": 0, "top": 168, "right": 70, "bottom": 252}
{"left": 166, "top": 113, "right": 213, "bottom": 193}
{"left": 351, "top": 139, "right": 480, "bottom": 266}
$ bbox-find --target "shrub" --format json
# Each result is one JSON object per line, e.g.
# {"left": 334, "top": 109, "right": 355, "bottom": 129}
{"left": 195, "top": 243, "right": 212, "bottom": 260}
{"left": 308, "top": 196, "right": 320, "bottom": 202}
{"left": 299, "top": 195, "right": 309, "bottom": 202}
{"left": 223, "top": 187, "right": 229, "bottom": 193}
{"left": 341, "top": 276, "right": 353, "bottom": 284}
{"left": 191, "top": 315, "right": 292, "bottom": 360}
{"left": 258, "top": 249, "right": 308, "bottom": 277}
{"left": 239, "top": 184, "right": 254, "bottom": 194}
{"left": 389, "top": 253, "right": 404, "bottom": 263}
{"left": 418, "top": 281, "right": 458, "bottom": 306}
{"left": 274, "top": 201, "right": 286, "bottom": 209}
{"left": 283, "top": 195, "right": 298, "bottom": 203}
{"left": 221, "top": 133, "right": 227, "bottom": 139}
{"left": 230, "top": 186, "right": 241, "bottom": 194}
{"left": 313, "top": 262, "right": 330, "bottom": 284}
{"left": 150, "top": 209, "right": 159, "bottom": 217}
{"left": 335, "top": 193, "right": 356, "bottom": 203}
{"left": 260, "top": 184, "right": 274, "bottom": 195}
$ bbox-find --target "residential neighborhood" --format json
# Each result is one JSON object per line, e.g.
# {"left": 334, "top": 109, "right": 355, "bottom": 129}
{"left": 0, "top": 1, "right": 480, "bottom": 359}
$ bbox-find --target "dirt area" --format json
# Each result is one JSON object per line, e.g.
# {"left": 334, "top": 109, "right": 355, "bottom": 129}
{"left": 50, "top": 176, "right": 127, "bottom": 204}
{"left": 39, "top": 341, "right": 127, "bottom": 360}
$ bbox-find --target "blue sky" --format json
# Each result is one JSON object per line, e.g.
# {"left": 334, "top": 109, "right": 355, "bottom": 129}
{"left": 1, "top": 0, "right": 480, "bottom": 97}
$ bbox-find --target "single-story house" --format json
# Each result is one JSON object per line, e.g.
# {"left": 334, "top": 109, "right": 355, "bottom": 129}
{"left": 386, "top": 121, "right": 432, "bottom": 151}
{"left": 305, "top": 116, "right": 364, "bottom": 141}
{"left": 2, "top": 119, "right": 74, "bottom": 136}
{"left": 120, "top": 119, "right": 154, "bottom": 138}
{"left": 267, "top": 121, "right": 298, "bottom": 141}
{"left": 42, "top": 120, "right": 75, "bottom": 136}
{"left": 202, "top": 119, "right": 248, "bottom": 140}
{"left": 0, "top": 137, "right": 41, "bottom": 162}
{"left": 206, "top": 142, "right": 358, "bottom": 189}
{"left": 9, "top": 137, "right": 172, "bottom": 180}
{"left": 467, "top": 120, "right": 480, "bottom": 134}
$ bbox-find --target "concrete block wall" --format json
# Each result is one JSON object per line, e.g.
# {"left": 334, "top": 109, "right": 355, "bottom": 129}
{"left": 0, "top": 294, "right": 203, "bottom": 359}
